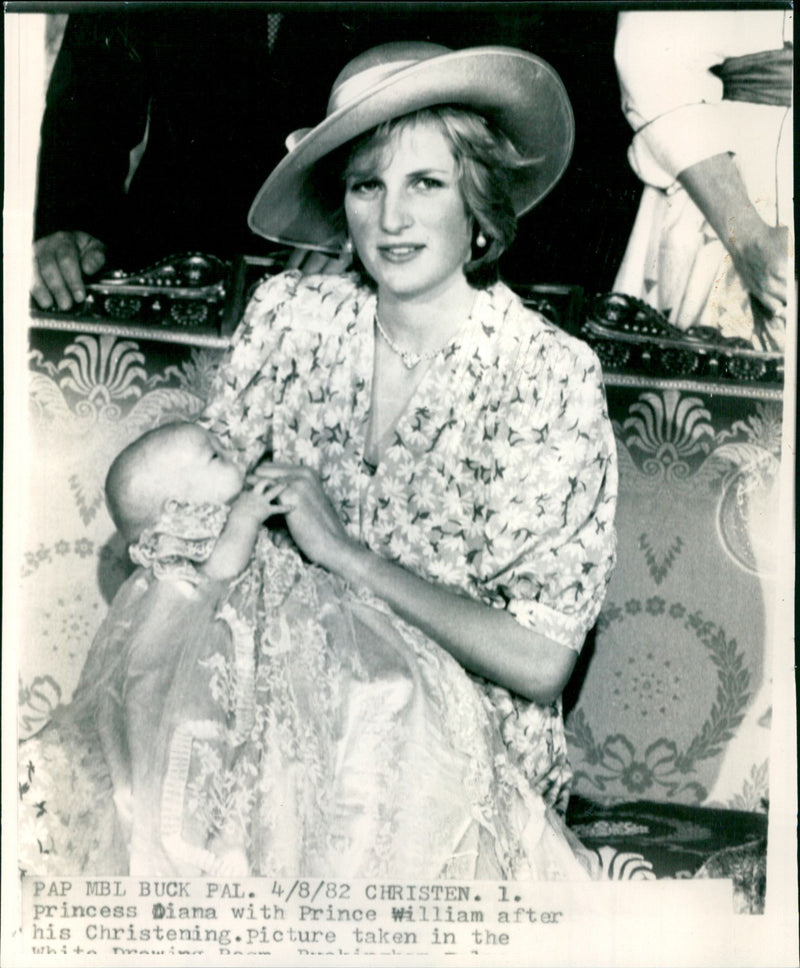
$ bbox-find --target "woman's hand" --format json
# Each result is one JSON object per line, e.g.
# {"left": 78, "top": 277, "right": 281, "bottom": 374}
{"left": 249, "top": 465, "right": 578, "bottom": 705}
{"left": 247, "top": 464, "right": 355, "bottom": 569}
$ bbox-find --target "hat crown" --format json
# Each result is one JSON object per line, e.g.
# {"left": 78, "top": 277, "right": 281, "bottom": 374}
{"left": 250, "top": 44, "right": 575, "bottom": 250}
{"left": 327, "top": 41, "right": 451, "bottom": 115}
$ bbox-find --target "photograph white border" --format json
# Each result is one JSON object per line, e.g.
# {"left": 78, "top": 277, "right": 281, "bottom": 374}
{"left": 3, "top": 5, "right": 797, "bottom": 966}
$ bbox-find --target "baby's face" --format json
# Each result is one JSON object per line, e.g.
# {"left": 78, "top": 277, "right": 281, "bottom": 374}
{"left": 149, "top": 424, "right": 245, "bottom": 507}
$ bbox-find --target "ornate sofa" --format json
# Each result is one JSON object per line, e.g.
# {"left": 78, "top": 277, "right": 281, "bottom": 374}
{"left": 17, "top": 268, "right": 779, "bottom": 911}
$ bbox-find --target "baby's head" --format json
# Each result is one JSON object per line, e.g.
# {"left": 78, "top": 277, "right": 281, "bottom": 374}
{"left": 105, "top": 422, "right": 244, "bottom": 543}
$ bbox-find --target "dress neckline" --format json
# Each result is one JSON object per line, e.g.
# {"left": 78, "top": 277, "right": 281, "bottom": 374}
{"left": 357, "top": 286, "right": 491, "bottom": 472}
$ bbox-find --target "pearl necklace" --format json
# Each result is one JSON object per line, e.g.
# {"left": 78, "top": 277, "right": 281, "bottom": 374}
{"left": 374, "top": 312, "right": 461, "bottom": 370}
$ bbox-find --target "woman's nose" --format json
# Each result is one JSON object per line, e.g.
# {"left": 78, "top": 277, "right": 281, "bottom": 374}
{"left": 380, "top": 188, "right": 412, "bottom": 233}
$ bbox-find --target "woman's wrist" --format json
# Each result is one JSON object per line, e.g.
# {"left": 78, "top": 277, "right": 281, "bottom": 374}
{"left": 328, "top": 534, "right": 373, "bottom": 586}
{"left": 322, "top": 536, "right": 576, "bottom": 704}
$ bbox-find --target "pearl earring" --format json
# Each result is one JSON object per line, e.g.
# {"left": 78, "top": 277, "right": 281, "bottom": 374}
{"left": 475, "top": 231, "right": 487, "bottom": 248}
{"left": 342, "top": 237, "right": 354, "bottom": 255}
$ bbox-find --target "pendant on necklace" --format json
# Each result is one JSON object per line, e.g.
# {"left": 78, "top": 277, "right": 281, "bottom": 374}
{"left": 374, "top": 312, "right": 440, "bottom": 370}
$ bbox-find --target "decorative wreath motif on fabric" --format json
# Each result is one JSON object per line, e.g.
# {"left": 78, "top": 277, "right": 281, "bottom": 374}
{"left": 566, "top": 600, "right": 752, "bottom": 804}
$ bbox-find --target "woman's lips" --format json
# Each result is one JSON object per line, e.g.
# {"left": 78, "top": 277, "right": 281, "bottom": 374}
{"left": 377, "top": 244, "right": 425, "bottom": 263}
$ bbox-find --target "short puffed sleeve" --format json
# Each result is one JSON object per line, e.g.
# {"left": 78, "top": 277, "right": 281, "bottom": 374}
{"left": 481, "top": 330, "right": 618, "bottom": 653}
{"left": 200, "top": 270, "right": 304, "bottom": 468}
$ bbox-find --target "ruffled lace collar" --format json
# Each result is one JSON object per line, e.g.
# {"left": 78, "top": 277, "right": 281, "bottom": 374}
{"left": 129, "top": 500, "right": 230, "bottom": 583}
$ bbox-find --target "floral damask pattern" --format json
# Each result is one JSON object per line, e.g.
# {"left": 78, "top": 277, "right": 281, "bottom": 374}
{"left": 620, "top": 391, "right": 716, "bottom": 468}
{"left": 19, "top": 326, "right": 779, "bottom": 813}
{"left": 727, "top": 760, "right": 769, "bottom": 813}
{"left": 567, "top": 599, "right": 751, "bottom": 802}
{"left": 567, "top": 386, "right": 780, "bottom": 808}
{"left": 711, "top": 412, "right": 783, "bottom": 578}
{"left": 29, "top": 336, "right": 214, "bottom": 525}
{"left": 18, "top": 676, "right": 62, "bottom": 738}
{"left": 567, "top": 599, "right": 751, "bottom": 803}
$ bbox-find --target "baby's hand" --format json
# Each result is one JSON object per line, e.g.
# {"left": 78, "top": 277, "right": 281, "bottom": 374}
{"left": 202, "top": 477, "right": 290, "bottom": 581}
{"left": 230, "top": 476, "right": 291, "bottom": 524}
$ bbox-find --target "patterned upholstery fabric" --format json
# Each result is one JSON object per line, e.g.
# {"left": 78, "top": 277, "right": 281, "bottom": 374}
{"left": 565, "top": 383, "right": 779, "bottom": 812}
{"left": 19, "top": 327, "right": 780, "bottom": 823}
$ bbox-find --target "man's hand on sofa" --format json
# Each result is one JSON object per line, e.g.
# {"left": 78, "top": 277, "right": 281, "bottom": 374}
{"left": 32, "top": 231, "right": 107, "bottom": 311}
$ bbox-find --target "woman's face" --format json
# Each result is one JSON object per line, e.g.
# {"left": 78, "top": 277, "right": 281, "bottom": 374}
{"left": 344, "top": 120, "right": 473, "bottom": 303}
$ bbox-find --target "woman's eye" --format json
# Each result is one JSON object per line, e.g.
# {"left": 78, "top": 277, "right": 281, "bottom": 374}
{"left": 414, "top": 176, "right": 443, "bottom": 191}
{"left": 348, "top": 179, "right": 380, "bottom": 196}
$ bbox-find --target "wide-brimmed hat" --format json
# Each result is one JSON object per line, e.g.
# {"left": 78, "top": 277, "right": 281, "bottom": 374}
{"left": 248, "top": 41, "right": 574, "bottom": 253}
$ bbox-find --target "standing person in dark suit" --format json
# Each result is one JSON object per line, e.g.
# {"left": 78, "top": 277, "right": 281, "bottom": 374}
{"left": 31, "top": 9, "right": 366, "bottom": 310}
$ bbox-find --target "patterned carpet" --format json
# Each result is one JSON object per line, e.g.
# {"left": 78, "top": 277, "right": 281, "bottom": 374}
{"left": 567, "top": 794, "right": 767, "bottom": 911}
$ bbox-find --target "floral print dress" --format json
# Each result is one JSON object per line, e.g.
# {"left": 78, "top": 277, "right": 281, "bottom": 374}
{"left": 19, "top": 270, "right": 617, "bottom": 881}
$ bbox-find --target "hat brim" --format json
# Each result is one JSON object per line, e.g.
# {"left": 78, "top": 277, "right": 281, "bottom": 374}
{"left": 248, "top": 46, "right": 575, "bottom": 253}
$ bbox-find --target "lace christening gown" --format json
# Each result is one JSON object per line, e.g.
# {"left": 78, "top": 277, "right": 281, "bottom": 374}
{"left": 19, "top": 271, "right": 618, "bottom": 880}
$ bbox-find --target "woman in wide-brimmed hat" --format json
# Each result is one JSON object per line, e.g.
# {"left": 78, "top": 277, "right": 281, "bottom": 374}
{"left": 28, "top": 42, "right": 617, "bottom": 880}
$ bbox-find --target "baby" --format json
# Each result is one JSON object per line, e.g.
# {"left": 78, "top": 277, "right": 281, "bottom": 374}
{"left": 103, "top": 421, "right": 285, "bottom": 875}
{"left": 106, "top": 420, "right": 283, "bottom": 584}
